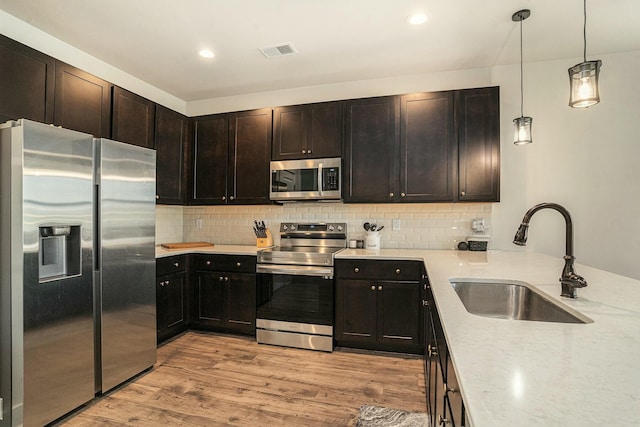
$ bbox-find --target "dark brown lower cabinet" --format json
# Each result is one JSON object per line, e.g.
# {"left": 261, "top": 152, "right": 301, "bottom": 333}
{"left": 425, "top": 281, "right": 467, "bottom": 426}
{"left": 192, "top": 255, "right": 256, "bottom": 335}
{"left": 335, "top": 259, "right": 423, "bottom": 354}
{"left": 156, "top": 255, "right": 189, "bottom": 344}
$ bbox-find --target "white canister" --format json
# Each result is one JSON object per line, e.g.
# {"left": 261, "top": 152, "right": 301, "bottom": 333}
{"left": 365, "top": 231, "right": 381, "bottom": 249}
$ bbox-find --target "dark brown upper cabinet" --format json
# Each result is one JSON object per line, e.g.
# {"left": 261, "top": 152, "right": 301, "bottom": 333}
{"left": 191, "top": 114, "right": 229, "bottom": 204}
{"left": 400, "top": 91, "right": 456, "bottom": 202}
{"left": 343, "top": 96, "right": 399, "bottom": 203}
{"left": 272, "top": 101, "right": 342, "bottom": 160}
{"left": 191, "top": 108, "right": 272, "bottom": 205}
{"left": 53, "top": 61, "right": 111, "bottom": 138}
{"left": 456, "top": 87, "right": 500, "bottom": 202}
{"left": 0, "top": 35, "right": 54, "bottom": 124}
{"left": 228, "top": 108, "right": 272, "bottom": 204}
{"left": 111, "top": 86, "right": 155, "bottom": 148}
{"left": 155, "top": 106, "right": 190, "bottom": 204}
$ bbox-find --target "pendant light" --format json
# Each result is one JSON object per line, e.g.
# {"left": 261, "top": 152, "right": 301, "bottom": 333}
{"left": 568, "top": 0, "right": 602, "bottom": 108}
{"left": 512, "top": 9, "right": 532, "bottom": 146}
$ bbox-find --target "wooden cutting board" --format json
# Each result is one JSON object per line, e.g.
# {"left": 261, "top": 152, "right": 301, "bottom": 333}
{"left": 160, "top": 242, "right": 214, "bottom": 249}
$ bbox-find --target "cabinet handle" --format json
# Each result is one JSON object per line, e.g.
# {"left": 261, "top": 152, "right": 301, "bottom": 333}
{"left": 354, "top": 267, "right": 360, "bottom": 273}
{"left": 438, "top": 414, "right": 449, "bottom": 426}
{"left": 378, "top": 285, "right": 383, "bottom": 291}
{"left": 395, "top": 268, "right": 401, "bottom": 274}
{"left": 222, "top": 196, "right": 226, "bottom": 201}
{"left": 174, "top": 262, "right": 179, "bottom": 267}
{"left": 460, "top": 191, "right": 466, "bottom": 196}
{"left": 401, "top": 192, "right": 406, "bottom": 197}
{"left": 302, "top": 149, "right": 307, "bottom": 154}
{"left": 224, "top": 277, "right": 229, "bottom": 282}
{"left": 219, "top": 276, "right": 224, "bottom": 281}
{"left": 307, "top": 149, "right": 312, "bottom": 154}
{"left": 155, "top": 195, "right": 159, "bottom": 199}
{"left": 236, "top": 262, "right": 241, "bottom": 267}
{"left": 206, "top": 261, "right": 211, "bottom": 266}
{"left": 371, "top": 285, "right": 376, "bottom": 291}
{"left": 229, "top": 196, "right": 234, "bottom": 200}
{"left": 389, "top": 192, "right": 394, "bottom": 197}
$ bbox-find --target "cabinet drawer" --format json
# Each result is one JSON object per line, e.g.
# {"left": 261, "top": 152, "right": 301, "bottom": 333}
{"left": 157, "top": 255, "right": 187, "bottom": 276}
{"left": 335, "top": 259, "right": 422, "bottom": 281}
{"left": 194, "top": 254, "right": 256, "bottom": 273}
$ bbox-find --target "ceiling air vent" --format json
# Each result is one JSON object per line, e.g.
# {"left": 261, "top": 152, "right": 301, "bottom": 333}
{"left": 258, "top": 42, "right": 297, "bottom": 59}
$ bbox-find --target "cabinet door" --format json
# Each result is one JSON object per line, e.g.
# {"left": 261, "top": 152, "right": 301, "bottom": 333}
{"left": 343, "top": 96, "right": 398, "bottom": 203}
{"left": 111, "top": 86, "right": 155, "bottom": 148}
{"left": 307, "top": 101, "right": 342, "bottom": 159}
{"left": 227, "top": 272, "right": 256, "bottom": 334}
{"left": 400, "top": 92, "right": 456, "bottom": 202}
{"left": 194, "top": 272, "right": 225, "bottom": 327}
{"left": 335, "top": 279, "right": 377, "bottom": 344}
{"left": 165, "top": 272, "right": 187, "bottom": 330}
{"left": 457, "top": 87, "right": 500, "bottom": 202}
{"left": 425, "top": 310, "right": 440, "bottom": 427}
{"left": 192, "top": 114, "right": 228, "bottom": 204}
{"left": 377, "top": 281, "right": 422, "bottom": 347}
{"left": 156, "top": 275, "right": 168, "bottom": 342}
{"left": 53, "top": 61, "right": 111, "bottom": 137}
{"left": 0, "top": 35, "right": 54, "bottom": 123}
{"left": 273, "top": 105, "right": 306, "bottom": 160}
{"left": 228, "top": 109, "right": 272, "bottom": 204}
{"left": 155, "top": 106, "right": 189, "bottom": 204}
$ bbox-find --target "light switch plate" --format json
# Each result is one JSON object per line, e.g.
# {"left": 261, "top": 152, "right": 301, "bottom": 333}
{"left": 196, "top": 218, "right": 203, "bottom": 229}
{"left": 392, "top": 219, "right": 400, "bottom": 231}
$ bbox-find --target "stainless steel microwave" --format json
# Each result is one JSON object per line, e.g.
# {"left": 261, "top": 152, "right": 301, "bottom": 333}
{"left": 270, "top": 157, "right": 342, "bottom": 201}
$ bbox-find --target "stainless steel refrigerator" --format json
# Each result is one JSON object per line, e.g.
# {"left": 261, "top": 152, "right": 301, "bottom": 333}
{"left": 0, "top": 119, "right": 156, "bottom": 426}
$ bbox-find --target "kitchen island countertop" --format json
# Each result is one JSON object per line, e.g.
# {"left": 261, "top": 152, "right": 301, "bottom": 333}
{"left": 336, "top": 249, "right": 640, "bottom": 427}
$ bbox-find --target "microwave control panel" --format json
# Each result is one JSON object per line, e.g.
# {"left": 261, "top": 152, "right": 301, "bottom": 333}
{"left": 322, "top": 167, "right": 339, "bottom": 191}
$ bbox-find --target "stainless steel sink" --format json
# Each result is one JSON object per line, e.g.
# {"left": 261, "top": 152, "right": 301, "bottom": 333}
{"left": 450, "top": 279, "right": 592, "bottom": 324}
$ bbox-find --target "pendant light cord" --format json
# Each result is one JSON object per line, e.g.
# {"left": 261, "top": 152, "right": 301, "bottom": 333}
{"left": 583, "top": 0, "right": 587, "bottom": 62}
{"left": 520, "top": 17, "right": 524, "bottom": 117}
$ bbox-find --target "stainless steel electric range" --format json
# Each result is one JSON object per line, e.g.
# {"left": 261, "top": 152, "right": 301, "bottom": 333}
{"left": 256, "top": 222, "right": 347, "bottom": 352}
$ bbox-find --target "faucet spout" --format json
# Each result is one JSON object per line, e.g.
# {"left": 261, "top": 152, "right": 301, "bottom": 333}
{"left": 513, "top": 203, "right": 587, "bottom": 298}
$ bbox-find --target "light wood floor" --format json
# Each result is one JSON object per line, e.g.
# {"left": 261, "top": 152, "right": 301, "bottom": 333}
{"left": 58, "top": 331, "right": 426, "bottom": 426}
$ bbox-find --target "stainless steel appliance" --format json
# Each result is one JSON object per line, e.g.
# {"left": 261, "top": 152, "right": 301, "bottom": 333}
{"left": 0, "top": 119, "right": 156, "bottom": 426}
{"left": 256, "top": 222, "right": 346, "bottom": 352}
{"left": 269, "top": 157, "right": 341, "bottom": 201}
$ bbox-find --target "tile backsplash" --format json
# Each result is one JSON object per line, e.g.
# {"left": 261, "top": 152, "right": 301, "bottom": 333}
{"left": 157, "top": 202, "right": 492, "bottom": 250}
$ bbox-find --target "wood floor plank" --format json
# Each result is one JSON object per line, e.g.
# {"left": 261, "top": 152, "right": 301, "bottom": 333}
{"left": 56, "top": 331, "right": 425, "bottom": 426}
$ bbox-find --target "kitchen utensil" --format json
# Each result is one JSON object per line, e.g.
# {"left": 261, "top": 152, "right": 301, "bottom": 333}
{"left": 376, "top": 225, "right": 384, "bottom": 232}
{"left": 363, "top": 222, "right": 370, "bottom": 231}
{"left": 370, "top": 224, "right": 377, "bottom": 231}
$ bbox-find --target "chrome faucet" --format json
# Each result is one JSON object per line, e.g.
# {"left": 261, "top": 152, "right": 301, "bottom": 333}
{"left": 513, "top": 203, "right": 587, "bottom": 298}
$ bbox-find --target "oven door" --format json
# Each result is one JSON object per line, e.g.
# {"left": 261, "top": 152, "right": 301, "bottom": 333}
{"left": 256, "top": 267, "right": 334, "bottom": 327}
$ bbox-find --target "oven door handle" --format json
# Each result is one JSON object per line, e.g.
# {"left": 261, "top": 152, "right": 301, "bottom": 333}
{"left": 256, "top": 264, "right": 333, "bottom": 278}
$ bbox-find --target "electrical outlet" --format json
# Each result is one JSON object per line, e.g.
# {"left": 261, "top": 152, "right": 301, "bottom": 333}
{"left": 196, "top": 218, "right": 203, "bottom": 229}
{"left": 392, "top": 219, "right": 401, "bottom": 231}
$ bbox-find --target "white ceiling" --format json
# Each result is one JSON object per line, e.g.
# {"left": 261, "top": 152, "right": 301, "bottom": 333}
{"left": 1, "top": 0, "right": 639, "bottom": 102}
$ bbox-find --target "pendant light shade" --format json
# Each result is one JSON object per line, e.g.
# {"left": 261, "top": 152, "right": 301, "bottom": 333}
{"left": 512, "top": 9, "right": 532, "bottom": 145}
{"left": 569, "top": 0, "right": 602, "bottom": 108}
{"left": 513, "top": 116, "right": 533, "bottom": 145}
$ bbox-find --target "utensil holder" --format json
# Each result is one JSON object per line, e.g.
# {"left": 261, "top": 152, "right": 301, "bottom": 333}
{"left": 365, "top": 231, "right": 381, "bottom": 250}
{"left": 257, "top": 229, "right": 274, "bottom": 248}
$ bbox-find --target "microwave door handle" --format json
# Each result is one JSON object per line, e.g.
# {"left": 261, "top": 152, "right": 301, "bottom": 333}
{"left": 318, "top": 162, "right": 323, "bottom": 196}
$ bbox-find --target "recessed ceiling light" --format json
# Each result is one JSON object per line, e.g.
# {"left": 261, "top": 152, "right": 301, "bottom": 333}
{"left": 407, "top": 13, "right": 428, "bottom": 25}
{"left": 199, "top": 49, "right": 215, "bottom": 59}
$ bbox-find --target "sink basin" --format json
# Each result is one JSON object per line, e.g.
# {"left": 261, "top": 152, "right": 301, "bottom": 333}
{"left": 450, "top": 279, "right": 592, "bottom": 324}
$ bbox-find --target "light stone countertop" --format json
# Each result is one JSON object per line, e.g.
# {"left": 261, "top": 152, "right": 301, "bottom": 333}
{"left": 336, "top": 249, "right": 640, "bottom": 427}
{"left": 155, "top": 244, "right": 260, "bottom": 258}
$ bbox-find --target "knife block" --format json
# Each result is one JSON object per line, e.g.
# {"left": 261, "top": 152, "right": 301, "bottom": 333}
{"left": 256, "top": 229, "right": 274, "bottom": 248}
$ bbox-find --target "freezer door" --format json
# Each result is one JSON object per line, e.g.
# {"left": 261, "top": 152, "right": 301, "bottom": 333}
{"left": 97, "top": 138, "right": 156, "bottom": 393}
{"left": 1, "top": 119, "right": 96, "bottom": 427}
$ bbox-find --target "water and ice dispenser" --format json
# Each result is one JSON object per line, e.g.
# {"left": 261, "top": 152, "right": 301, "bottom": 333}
{"left": 38, "top": 225, "right": 81, "bottom": 282}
